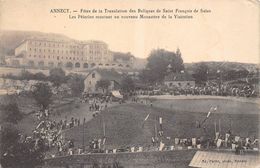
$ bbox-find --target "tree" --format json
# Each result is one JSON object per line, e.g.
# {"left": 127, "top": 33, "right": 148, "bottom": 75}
{"left": 121, "top": 76, "right": 135, "bottom": 92}
{"left": 33, "top": 72, "right": 47, "bottom": 81}
{"left": 0, "top": 102, "right": 23, "bottom": 124}
{"left": 113, "top": 52, "right": 134, "bottom": 61}
{"left": 96, "top": 79, "right": 110, "bottom": 93}
{"left": 49, "top": 68, "right": 66, "bottom": 88}
{"left": 20, "top": 69, "right": 34, "bottom": 80}
{"left": 66, "top": 73, "right": 85, "bottom": 96}
{"left": 143, "top": 48, "right": 185, "bottom": 84}
{"left": 0, "top": 124, "right": 45, "bottom": 168}
{"left": 193, "top": 63, "right": 209, "bottom": 84}
{"left": 32, "top": 83, "right": 52, "bottom": 110}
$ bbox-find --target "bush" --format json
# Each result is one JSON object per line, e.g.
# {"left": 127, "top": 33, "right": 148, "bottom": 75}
{"left": 0, "top": 102, "right": 23, "bottom": 124}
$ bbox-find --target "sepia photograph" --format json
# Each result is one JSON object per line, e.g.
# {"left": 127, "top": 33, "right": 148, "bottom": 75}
{"left": 0, "top": 0, "right": 259, "bottom": 167}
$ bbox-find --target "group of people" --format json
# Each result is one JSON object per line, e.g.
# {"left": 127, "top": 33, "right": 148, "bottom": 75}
{"left": 58, "top": 117, "right": 84, "bottom": 129}
{"left": 47, "top": 130, "right": 259, "bottom": 158}
{"left": 81, "top": 93, "right": 112, "bottom": 111}
{"left": 171, "top": 84, "right": 257, "bottom": 98}
{"left": 134, "top": 82, "right": 258, "bottom": 98}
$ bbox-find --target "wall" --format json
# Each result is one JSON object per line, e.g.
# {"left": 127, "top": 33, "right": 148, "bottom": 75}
{"left": 84, "top": 71, "right": 101, "bottom": 92}
{"left": 43, "top": 150, "right": 197, "bottom": 168}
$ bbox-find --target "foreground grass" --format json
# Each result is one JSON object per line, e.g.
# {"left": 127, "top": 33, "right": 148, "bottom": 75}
{"left": 65, "top": 102, "right": 259, "bottom": 149}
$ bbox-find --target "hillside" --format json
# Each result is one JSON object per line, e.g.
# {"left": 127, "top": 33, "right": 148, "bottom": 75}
{"left": 184, "top": 61, "right": 258, "bottom": 74}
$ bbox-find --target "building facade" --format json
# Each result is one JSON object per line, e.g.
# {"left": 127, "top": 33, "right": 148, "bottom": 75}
{"left": 84, "top": 69, "right": 122, "bottom": 93}
{"left": 164, "top": 72, "right": 195, "bottom": 89}
{"left": 6, "top": 38, "right": 134, "bottom": 70}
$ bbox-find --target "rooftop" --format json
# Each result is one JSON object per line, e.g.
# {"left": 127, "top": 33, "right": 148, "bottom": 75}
{"left": 87, "top": 69, "right": 123, "bottom": 83}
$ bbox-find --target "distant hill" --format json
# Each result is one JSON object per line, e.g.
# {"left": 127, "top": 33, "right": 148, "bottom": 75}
{"left": 184, "top": 61, "right": 258, "bottom": 74}
{"left": 132, "top": 60, "right": 258, "bottom": 72}
{"left": 0, "top": 30, "right": 71, "bottom": 58}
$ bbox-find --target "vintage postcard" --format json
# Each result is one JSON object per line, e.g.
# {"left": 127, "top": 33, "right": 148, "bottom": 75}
{"left": 0, "top": 0, "right": 259, "bottom": 168}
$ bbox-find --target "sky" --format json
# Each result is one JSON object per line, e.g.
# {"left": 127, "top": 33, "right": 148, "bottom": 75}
{"left": 0, "top": 0, "right": 259, "bottom": 64}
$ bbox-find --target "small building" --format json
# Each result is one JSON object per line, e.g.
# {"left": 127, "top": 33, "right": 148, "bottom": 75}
{"left": 84, "top": 69, "right": 122, "bottom": 93}
{"left": 164, "top": 72, "right": 195, "bottom": 89}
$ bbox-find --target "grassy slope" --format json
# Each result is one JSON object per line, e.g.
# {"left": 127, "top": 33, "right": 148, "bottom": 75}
{"left": 65, "top": 100, "right": 259, "bottom": 149}
{"left": 153, "top": 98, "right": 260, "bottom": 114}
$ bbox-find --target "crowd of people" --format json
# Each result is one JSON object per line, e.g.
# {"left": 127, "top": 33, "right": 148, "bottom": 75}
{"left": 82, "top": 93, "right": 112, "bottom": 111}
{"left": 45, "top": 127, "right": 259, "bottom": 158}
{"left": 135, "top": 82, "right": 258, "bottom": 98}
{"left": 39, "top": 94, "right": 116, "bottom": 157}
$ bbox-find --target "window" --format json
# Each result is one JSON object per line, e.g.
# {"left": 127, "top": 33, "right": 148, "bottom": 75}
{"left": 92, "top": 73, "right": 95, "bottom": 78}
{"left": 187, "top": 83, "right": 190, "bottom": 86}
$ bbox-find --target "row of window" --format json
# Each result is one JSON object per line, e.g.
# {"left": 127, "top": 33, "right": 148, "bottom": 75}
{"left": 27, "top": 54, "right": 86, "bottom": 61}
{"left": 28, "top": 41, "right": 81, "bottom": 48}
{"left": 27, "top": 54, "right": 110, "bottom": 61}
{"left": 28, "top": 41, "right": 107, "bottom": 50}
{"left": 12, "top": 59, "right": 130, "bottom": 69}
{"left": 28, "top": 48, "right": 107, "bottom": 55}
{"left": 26, "top": 61, "right": 129, "bottom": 68}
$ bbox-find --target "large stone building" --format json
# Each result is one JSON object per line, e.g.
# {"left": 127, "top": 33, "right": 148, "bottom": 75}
{"left": 6, "top": 38, "right": 134, "bottom": 70}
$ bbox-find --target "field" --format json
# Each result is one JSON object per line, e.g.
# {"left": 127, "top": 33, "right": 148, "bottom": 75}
{"left": 65, "top": 97, "right": 260, "bottom": 149}
{"left": 1, "top": 94, "right": 259, "bottom": 149}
